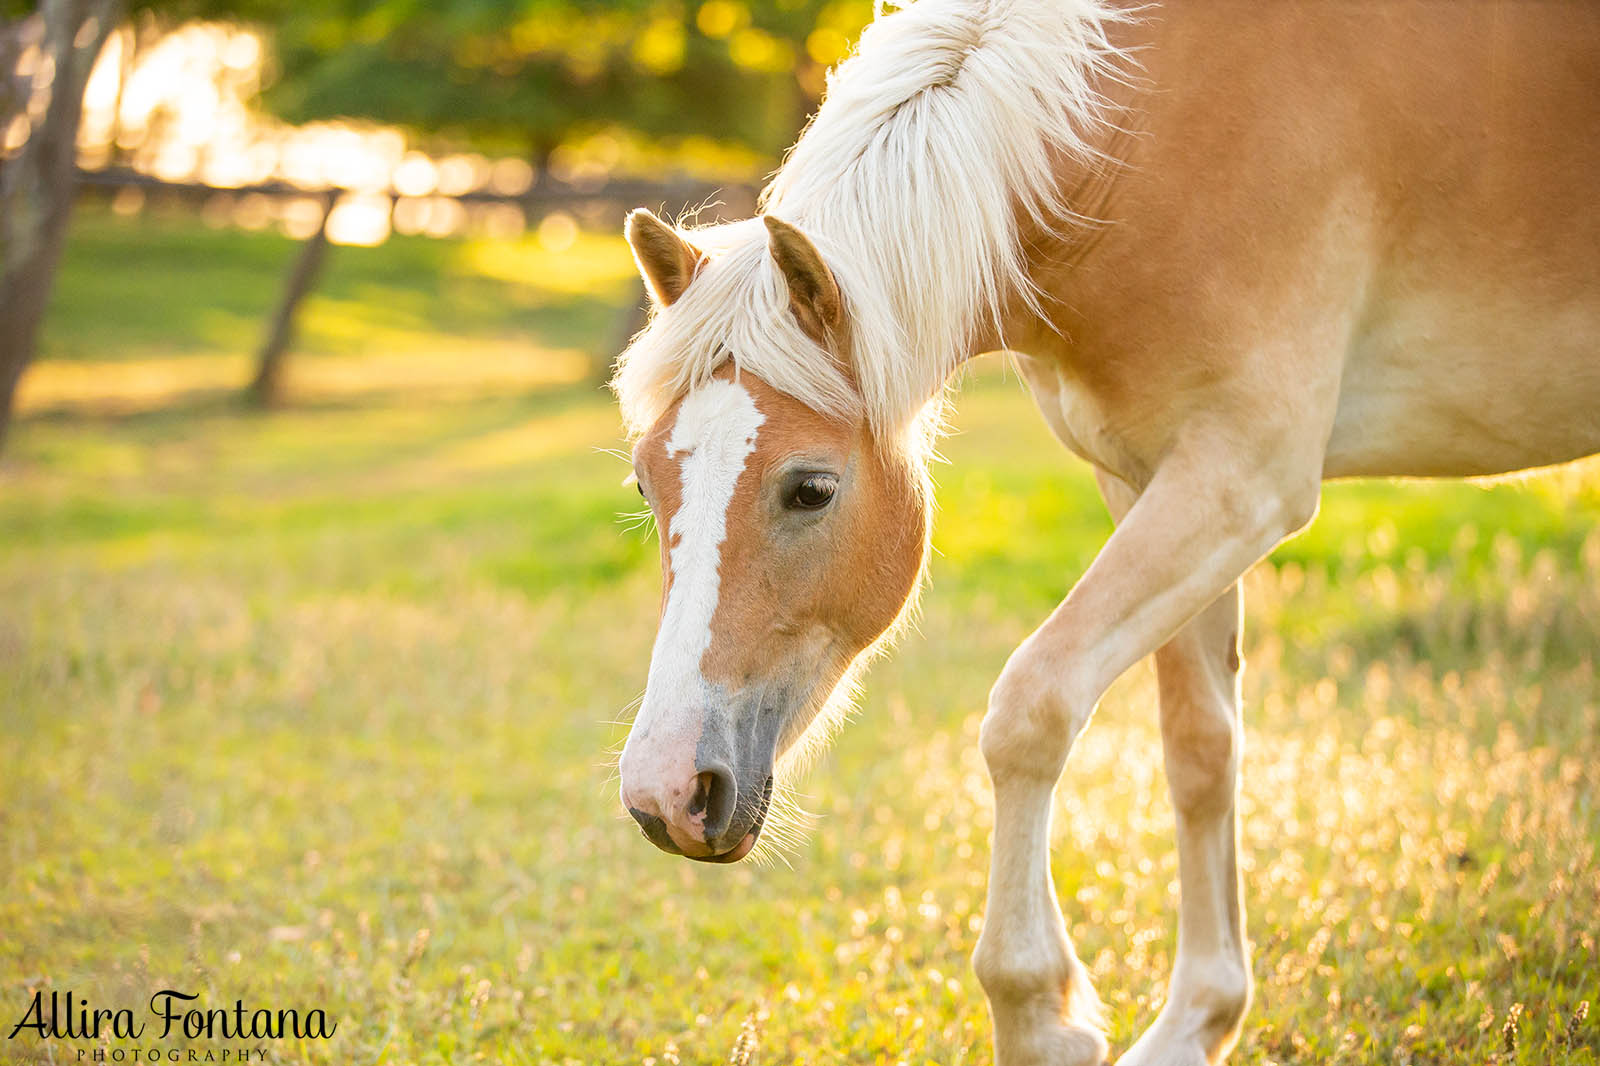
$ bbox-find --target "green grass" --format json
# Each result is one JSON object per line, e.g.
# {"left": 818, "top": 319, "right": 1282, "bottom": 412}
{"left": 1, "top": 211, "right": 1597, "bottom": 1066}
{"left": 43, "top": 204, "right": 635, "bottom": 365}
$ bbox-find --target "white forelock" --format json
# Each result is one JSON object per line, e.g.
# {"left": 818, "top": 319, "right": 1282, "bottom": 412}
{"left": 612, "top": 0, "right": 1131, "bottom": 459}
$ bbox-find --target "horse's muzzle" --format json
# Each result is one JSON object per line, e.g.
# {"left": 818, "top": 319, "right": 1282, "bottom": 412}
{"left": 626, "top": 774, "right": 773, "bottom": 863}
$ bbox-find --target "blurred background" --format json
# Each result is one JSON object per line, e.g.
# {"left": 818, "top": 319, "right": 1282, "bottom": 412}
{"left": 0, "top": 0, "right": 880, "bottom": 428}
{"left": 1, "top": 2, "right": 1597, "bottom": 1064}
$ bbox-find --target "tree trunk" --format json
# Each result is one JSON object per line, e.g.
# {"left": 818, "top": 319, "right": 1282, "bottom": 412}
{"left": 248, "top": 191, "right": 336, "bottom": 408}
{"left": 0, "top": 0, "right": 120, "bottom": 454}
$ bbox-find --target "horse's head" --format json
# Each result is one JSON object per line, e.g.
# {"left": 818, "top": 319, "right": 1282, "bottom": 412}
{"left": 613, "top": 209, "right": 929, "bottom": 862}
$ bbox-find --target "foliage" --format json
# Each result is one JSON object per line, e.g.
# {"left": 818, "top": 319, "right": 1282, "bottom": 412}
{"left": 199, "top": 0, "right": 878, "bottom": 161}
{"left": 2, "top": 211, "right": 1598, "bottom": 1065}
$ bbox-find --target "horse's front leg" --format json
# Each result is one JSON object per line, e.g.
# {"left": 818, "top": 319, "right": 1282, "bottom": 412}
{"left": 976, "top": 684, "right": 1109, "bottom": 1065}
{"left": 1096, "top": 473, "right": 1251, "bottom": 1066}
{"left": 973, "top": 436, "right": 1319, "bottom": 1066}
{"left": 1122, "top": 584, "right": 1251, "bottom": 1065}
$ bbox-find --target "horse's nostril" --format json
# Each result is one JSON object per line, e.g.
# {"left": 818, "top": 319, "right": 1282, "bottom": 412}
{"left": 688, "top": 772, "right": 711, "bottom": 817}
{"left": 694, "top": 765, "right": 738, "bottom": 841}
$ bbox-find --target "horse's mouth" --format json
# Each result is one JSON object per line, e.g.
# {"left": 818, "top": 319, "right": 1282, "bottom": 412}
{"left": 688, "top": 775, "right": 773, "bottom": 864}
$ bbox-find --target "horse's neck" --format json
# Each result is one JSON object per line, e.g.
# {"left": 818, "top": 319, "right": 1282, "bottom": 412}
{"left": 769, "top": 0, "right": 1141, "bottom": 424}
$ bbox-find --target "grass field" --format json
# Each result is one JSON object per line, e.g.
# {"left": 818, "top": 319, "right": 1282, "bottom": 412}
{"left": 2, "top": 208, "right": 1597, "bottom": 1065}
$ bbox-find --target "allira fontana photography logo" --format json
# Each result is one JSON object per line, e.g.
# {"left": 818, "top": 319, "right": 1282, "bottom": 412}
{"left": 8, "top": 988, "right": 337, "bottom": 1059}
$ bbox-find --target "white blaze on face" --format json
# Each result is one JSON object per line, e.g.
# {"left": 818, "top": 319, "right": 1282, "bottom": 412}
{"left": 631, "top": 378, "right": 765, "bottom": 772}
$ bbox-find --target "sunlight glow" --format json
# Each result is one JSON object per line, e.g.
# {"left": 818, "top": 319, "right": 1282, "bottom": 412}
{"left": 326, "top": 194, "right": 393, "bottom": 247}
{"left": 72, "top": 22, "right": 572, "bottom": 247}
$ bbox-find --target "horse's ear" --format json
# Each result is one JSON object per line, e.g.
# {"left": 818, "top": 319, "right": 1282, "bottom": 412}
{"left": 625, "top": 208, "right": 704, "bottom": 306}
{"left": 764, "top": 214, "right": 843, "bottom": 343}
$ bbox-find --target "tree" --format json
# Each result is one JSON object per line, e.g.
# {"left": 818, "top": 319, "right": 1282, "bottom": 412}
{"left": 246, "top": 0, "right": 871, "bottom": 394}
{"left": 248, "top": 187, "right": 334, "bottom": 406}
{"left": 0, "top": 0, "right": 876, "bottom": 433}
{"left": 0, "top": 0, "right": 120, "bottom": 452}
{"left": 259, "top": 0, "right": 853, "bottom": 166}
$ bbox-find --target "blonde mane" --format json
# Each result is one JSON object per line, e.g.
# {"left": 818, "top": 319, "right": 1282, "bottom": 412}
{"left": 612, "top": 0, "right": 1130, "bottom": 458}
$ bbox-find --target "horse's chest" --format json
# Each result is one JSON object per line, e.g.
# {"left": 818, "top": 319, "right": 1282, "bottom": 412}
{"left": 1012, "top": 353, "right": 1146, "bottom": 486}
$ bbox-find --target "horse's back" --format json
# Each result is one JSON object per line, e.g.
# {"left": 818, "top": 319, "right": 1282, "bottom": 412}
{"left": 1049, "top": 1, "right": 1600, "bottom": 481}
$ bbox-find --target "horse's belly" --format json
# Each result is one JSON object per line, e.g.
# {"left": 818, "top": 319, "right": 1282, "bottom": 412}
{"left": 1324, "top": 295, "right": 1600, "bottom": 479}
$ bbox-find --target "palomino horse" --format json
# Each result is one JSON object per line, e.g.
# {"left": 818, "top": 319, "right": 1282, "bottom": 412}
{"left": 611, "top": 1, "right": 1600, "bottom": 1062}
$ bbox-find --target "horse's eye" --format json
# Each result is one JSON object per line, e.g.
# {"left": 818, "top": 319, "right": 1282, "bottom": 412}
{"left": 789, "top": 474, "right": 838, "bottom": 510}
